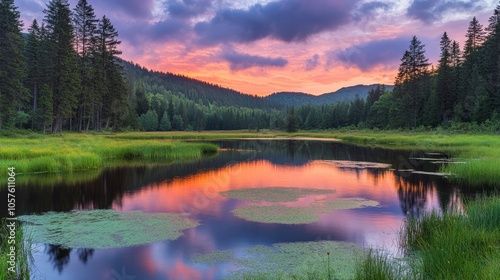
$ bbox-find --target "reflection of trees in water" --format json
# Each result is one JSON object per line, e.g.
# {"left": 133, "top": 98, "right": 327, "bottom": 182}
{"left": 394, "top": 173, "right": 461, "bottom": 218}
{"left": 46, "top": 245, "right": 94, "bottom": 273}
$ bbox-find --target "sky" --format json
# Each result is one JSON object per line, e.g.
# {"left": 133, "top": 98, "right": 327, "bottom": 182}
{"left": 15, "top": 0, "right": 500, "bottom": 96}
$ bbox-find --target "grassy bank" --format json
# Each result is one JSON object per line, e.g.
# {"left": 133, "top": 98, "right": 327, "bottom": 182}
{"left": 0, "top": 219, "right": 31, "bottom": 280}
{"left": 355, "top": 195, "right": 500, "bottom": 280}
{"left": 0, "top": 133, "right": 218, "bottom": 177}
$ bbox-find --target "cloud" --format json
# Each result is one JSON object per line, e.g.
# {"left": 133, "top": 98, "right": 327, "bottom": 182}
{"left": 305, "top": 54, "right": 320, "bottom": 71}
{"left": 221, "top": 49, "right": 288, "bottom": 71}
{"left": 407, "top": 0, "right": 484, "bottom": 23}
{"left": 167, "top": 0, "right": 213, "bottom": 18}
{"left": 333, "top": 37, "right": 411, "bottom": 71}
{"left": 194, "top": 0, "right": 360, "bottom": 45}
{"left": 148, "top": 18, "right": 191, "bottom": 42}
{"left": 94, "top": 0, "right": 155, "bottom": 19}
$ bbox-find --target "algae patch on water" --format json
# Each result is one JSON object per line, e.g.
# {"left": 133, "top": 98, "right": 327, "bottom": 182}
{"left": 232, "top": 198, "right": 379, "bottom": 224}
{"left": 319, "top": 160, "right": 391, "bottom": 169}
{"left": 19, "top": 210, "right": 198, "bottom": 249}
{"left": 220, "top": 187, "right": 335, "bottom": 203}
{"left": 192, "top": 241, "right": 363, "bottom": 279}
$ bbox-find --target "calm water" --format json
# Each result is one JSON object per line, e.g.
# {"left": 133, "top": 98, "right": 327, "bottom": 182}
{"left": 3, "top": 140, "right": 465, "bottom": 279}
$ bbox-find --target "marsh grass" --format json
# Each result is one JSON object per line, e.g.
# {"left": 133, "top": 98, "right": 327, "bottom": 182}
{"left": 359, "top": 195, "right": 500, "bottom": 280}
{"left": 0, "top": 133, "right": 217, "bottom": 177}
{"left": 0, "top": 219, "right": 31, "bottom": 280}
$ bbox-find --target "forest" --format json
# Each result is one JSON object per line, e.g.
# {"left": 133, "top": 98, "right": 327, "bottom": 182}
{"left": 1, "top": 0, "right": 500, "bottom": 133}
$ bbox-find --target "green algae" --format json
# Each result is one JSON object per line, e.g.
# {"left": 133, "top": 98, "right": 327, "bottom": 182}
{"left": 220, "top": 187, "right": 335, "bottom": 203}
{"left": 19, "top": 210, "right": 198, "bottom": 249}
{"left": 232, "top": 198, "right": 379, "bottom": 225}
{"left": 192, "top": 241, "right": 364, "bottom": 279}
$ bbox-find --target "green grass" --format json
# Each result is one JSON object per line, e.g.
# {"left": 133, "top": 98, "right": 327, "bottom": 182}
{"left": 0, "top": 218, "right": 31, "bottom": 280}
{"left": 356, "top": 195, "right": 500, "bottom": 280}
{"left": 0, "top": 133, "right": 218, "bottom": 177}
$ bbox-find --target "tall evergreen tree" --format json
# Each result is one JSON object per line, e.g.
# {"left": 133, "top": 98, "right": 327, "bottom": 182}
{"left": 0, "top": 0, "right": 26, "bottom": 128}
{"left": 25, "top": 20, "right": 42, "bottom": 123}
{"left": 395, "top": 36, "right": 430, "bottom": 127}
{"left": 437, "top": 32, "right": 455, "bottom": 121}
{"left": 95, "top": 15, "right": 127, "bottom": 130}
{"left": 464, "top": 17, "right": 486, "bottom": 57}
{"left": 73, "top": 0, "right": 98, "bottom": 131}
{"left": 43, "top": 0, "right": 81, "bottom": 133}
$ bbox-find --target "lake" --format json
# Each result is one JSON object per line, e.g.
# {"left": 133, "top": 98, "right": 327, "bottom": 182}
{"left": 3, "top": 140, "right": 463, "bottom": 279}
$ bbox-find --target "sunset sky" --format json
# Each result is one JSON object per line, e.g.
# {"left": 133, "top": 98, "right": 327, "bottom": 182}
{"left": 16, "top": 0, "right": 499, "bottom": 96}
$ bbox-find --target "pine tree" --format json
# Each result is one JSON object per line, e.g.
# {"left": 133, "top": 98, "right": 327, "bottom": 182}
{"left": 437, "top": 32, "right": 455, "bottom": 121}
{"left": 25, "top": 20, "right": 42, "bottom": 126}
{"left": 95, "top": 15, "right": 126, "bottom": 130}
{"left": 464, "top": 17, "right": 486, "bottom": 57}
{"left": 73, "top": 0, "right": 98, "bottom": 131}
{"left": 0, "top": 0, "right": 27, "bottom": 128}
{"left": 43, "top": 0, "right": 81, "bottom": 133}
{"left": 395, "top": 36, "right": 430, "bottom": 127}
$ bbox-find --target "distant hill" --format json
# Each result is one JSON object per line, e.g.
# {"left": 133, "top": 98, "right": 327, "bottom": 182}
{"left": 120, "top": 59, "right": 281, "bottom": 109}
{"left": 265, "top": 84, "right": 395, "bottom": 107}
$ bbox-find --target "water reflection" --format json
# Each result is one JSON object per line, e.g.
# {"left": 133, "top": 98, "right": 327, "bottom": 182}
{"left": 4, "top": 140, "right": 472, "bottom": 279}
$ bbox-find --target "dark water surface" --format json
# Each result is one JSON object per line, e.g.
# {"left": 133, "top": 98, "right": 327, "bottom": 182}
{"left": 3, "top": 140, "right": 464, "bottom": 279}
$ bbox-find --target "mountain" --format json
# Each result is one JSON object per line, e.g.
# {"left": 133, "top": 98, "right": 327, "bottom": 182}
{"left": 265, "top": 84, "right": 395, "bottom": 107}
{"left": 120, "top": 59, "right": 281, "bottom": 109}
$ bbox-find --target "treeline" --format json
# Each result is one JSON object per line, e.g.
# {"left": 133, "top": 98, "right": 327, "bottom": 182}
{"left": 1, "top": 0, "right": 127, "bottom": 133}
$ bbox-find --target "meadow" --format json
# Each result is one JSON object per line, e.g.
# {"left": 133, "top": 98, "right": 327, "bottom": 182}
{"left": 0, "top": 132, "right": 218, "bottom": 177}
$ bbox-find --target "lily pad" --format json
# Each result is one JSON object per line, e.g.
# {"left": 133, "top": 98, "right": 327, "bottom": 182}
{"left": 220, "top": 187, "right": 335, "bottom": 203}
{"left": 232, "top": 198, "right": 379, "bottom": 224}
{"left": 193, "top": 241, "right": 364, "bottom": 279}
{"left": 320, "top": 160, "right": 392, "bottom": 169}
{"left": 19, "top": 210, "right": 198, "bottom": 249}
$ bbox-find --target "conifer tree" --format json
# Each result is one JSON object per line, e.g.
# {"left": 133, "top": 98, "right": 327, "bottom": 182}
{"left": 0, "top": 0, "right": 26, "bottom": 128}
{"left": 437, "top": 32, "right": 455, "bottom": 121}
{"left": 43, "top": 0, "right": 81, "bottom": 133}
{"left": 464, "top": 17, "right": 486, "bottom": 57}
{"left": 73, "top": 0, "right": 98, "bottom": 131}
{"left": 25, "top": 20, "right": 42, "bottom": 122}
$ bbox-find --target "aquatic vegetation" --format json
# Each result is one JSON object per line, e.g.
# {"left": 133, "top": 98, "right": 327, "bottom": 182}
{"left": 220, "top": 187, "right": 335, "bottom": 203}
{"left": 0, "top": 133, "right": 218, "bottom": 177}
{"left": 319, "top": 160, "right": 391, "bottom": 170}
{"left": 232, "top": 198, "right": 379, "bottom": 224}
{"left": 193, "top": 241, "right": 364, "bottom": 280}
{"left": 19, "top": 210, "right": 198, "bottom": 249}
{"left": 358, "top": 195, "right": 500, "bottom": 280}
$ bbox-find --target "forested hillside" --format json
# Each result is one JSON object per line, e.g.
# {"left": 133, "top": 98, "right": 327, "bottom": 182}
{"left": 266, "top": 84, "right": 394, "bottom": 107}
{"left": 1, "top": 0, "right": 500, "bottom": 133}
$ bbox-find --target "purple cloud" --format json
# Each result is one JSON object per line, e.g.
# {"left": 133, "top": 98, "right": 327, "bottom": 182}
{"left": 93, "top": 0, "right": 155, "bottom": 19}
{"left": 221, "top": 49, "right": 288, "bottom": 71}
{"left": 167, "top": 0, "right": 213, "bottom": 18}
{"left": 305, "top": 54, "right": 320, "bottom": 71}
{"left": 333, "top": 37, "right": 411, "bottom": 71}
{"left": 194, "top": 0, "right": 360, "bottom": 45}
{"left": 407, "top": 0, "right": 484, "bottom": 23}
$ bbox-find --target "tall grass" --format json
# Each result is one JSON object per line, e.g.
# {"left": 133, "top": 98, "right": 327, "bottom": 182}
{"left": 0, "top": 219, "right": 31, "bottom": 280}
{"left": 0, "top": 133, "right": 218, "bottom": 177}
{"left": 357, "top": 195, "right": 500, "bottom": 280}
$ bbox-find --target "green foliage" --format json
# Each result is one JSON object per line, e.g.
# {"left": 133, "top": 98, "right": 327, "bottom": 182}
{"left": 138, "top": 110, "right": 158, "bottom": 131}
{"left": 159, "top": 112, "right": 171, "bottom": 131}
